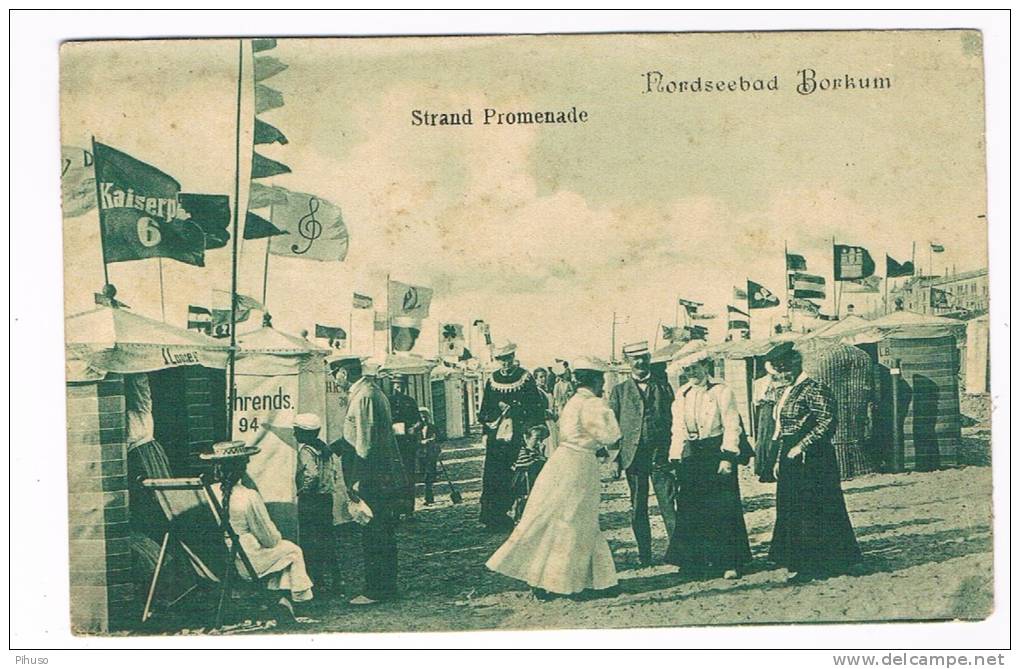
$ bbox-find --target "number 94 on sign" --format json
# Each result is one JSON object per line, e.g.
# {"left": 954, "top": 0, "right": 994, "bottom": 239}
{"left": 237, "top": 416, "right": 261, "bottom": 433}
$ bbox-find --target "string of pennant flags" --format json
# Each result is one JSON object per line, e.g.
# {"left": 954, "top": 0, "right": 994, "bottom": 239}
{"left": 60, "top": 37, "right": 951, "bottom": 363}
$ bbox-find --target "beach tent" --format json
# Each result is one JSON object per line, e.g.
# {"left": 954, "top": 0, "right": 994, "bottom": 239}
{"left": 430, "top": 365, "right": 467, "bottom": 439}
{"left": 232, "top": 326, "right": 330, "bottom": 540}
{"left": 65, "top": 305, "right": 229, "bottom": 382}
{"left": 827, "top": 311, "right": 967, "bottom": 471}
{"left": 964, "top": 315, "right": 990, "bottom": 395}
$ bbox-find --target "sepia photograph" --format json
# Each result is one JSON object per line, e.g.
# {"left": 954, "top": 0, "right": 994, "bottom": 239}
{"left": 8, "top": 9, "right": 1010, "bottom": 656}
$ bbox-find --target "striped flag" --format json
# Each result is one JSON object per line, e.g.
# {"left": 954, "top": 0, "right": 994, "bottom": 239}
{"left": 727, "top": 305, "right": 750, "bottom": 332}
{"left": 788, "top": 271, "right": 827, "bottom": 299}
{"left": 187, "top": 305, "right": 212, "bottom": 334}
{"left": 733, "top": 286, "right": 748, "bottom": 301}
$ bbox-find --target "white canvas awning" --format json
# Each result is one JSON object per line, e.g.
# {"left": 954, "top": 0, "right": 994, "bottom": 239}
{"left": 65, "top": 306, "right": 229, "bottom": 382}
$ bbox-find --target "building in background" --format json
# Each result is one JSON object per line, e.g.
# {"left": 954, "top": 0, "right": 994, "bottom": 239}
{"left": 889, "top": 268, "right": 988, "bottom": 318}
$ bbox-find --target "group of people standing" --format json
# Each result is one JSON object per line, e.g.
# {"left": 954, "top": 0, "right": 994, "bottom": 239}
{"left": 197, "top": 335, "right": 864, "bottom": 620}
{"left": 484, "top": 339, "right": 863, "bottom": 600}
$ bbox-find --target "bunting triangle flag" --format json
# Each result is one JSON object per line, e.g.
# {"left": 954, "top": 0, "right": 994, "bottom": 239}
{"left": 248, "top": 182, "right": 288, "bottom": 209}
{"left": 251, "top": 151, "right": 292, "bottom": 179}
{"left": 254, "top": 118, "right": 289, "bottom": 145}
{"left": 254, "top": 56, "right": 288, "bottom": 82}
{"left": 255, "top": 84, "right": 284, "bottom": 114}
{"left": 252, "top": 38, "right": 277, "bottom": 52}
{"left": 244, "top": 210, "right": 285, "bottom": 240}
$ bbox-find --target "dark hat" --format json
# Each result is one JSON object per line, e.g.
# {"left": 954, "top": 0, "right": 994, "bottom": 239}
{"left": 763, "top": 341, "right": 799, "bottom": 372}
{"left": 526, "top": 423, "right": 551, "bottom": 440}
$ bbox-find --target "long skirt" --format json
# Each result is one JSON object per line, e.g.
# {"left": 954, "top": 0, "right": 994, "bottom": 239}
{"left": 479, "top": 432, "right": 521, "bottom": 528}
{"left": 665, "top": 439, "right": 751, "bottom": 572}
{"left": 486, "top": 445, "right": 618, "bottom": 595}
{"left": 769, "top": 436, "right": 862, "bottom": 576}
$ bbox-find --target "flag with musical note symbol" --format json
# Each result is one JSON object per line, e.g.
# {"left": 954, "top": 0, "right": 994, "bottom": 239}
{"left": 268, "top": 188, "right": 349, "bottom": 261}
{"left": 388, "top": 279, "right": 434, "bottom": 320}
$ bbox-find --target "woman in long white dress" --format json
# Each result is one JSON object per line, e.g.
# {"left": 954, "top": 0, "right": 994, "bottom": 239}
{"left": 203, "top": 441, "right": 314, "bottom": 620}
{"left": 486, "top": 357, "right": 622, "bottom": 599}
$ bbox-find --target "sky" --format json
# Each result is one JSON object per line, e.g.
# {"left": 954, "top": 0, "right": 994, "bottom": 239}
{"left": 60, "top": 31, "right": 988, "bottom": 367}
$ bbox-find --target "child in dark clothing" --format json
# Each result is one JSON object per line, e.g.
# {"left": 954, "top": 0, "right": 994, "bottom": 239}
{"left": 510, "top": 424, "right": 549, "bottom": 523}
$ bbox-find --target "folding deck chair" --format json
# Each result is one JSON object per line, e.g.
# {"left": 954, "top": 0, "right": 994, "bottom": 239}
{"left": 139, "top": 475, "right": 270, "bottom": 629}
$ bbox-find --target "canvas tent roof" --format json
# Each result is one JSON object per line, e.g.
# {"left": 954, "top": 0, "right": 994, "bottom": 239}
{"left": 235, "top": 326, "right": 329, "bottom": 376}
{"left": 65, "top": 306, "right": 229, "bottom": 382}
{"left": 380, "top": 353, "right": 436, "bottom": 377}
{"left": 834, "top": 310, "right": 967, "bottom": 344}
{"left": 806, "top": 314, "right": 868, "bottom": 340}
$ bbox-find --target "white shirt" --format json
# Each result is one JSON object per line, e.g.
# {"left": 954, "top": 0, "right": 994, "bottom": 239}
{"left": 669, "top": 380, "right": 741, "bottom": 460}
{"left": 772, "top": 372, "right": 809, "bottom": 441}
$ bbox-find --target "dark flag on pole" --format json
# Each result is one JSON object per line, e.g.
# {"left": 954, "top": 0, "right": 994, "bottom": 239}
{"left": 353, "top": 293, "right": 374, "bottom": 309}
{"left": 177, "top": 193, "right": 230, "bottom": 250}
{"left": 315, "top": 324, "right": 348, "bottom": 350}
{"left": 243, "top": 211, "right": 285, "bottom": 240}
{"left": 886, "top": 254, "right": 915, "bottom": 278}
{"left": 253, "top": 118, "right": 289, "bottom": 146}
{"left": 733, "top": 286, "right": 748, "bottom": 301}
{"left": 747, "top": 279, "right": 780, "bottom": 309}
{"left": 834, "top": 244, "right": 876, "bottom": 280}
{"left": 785, "top": 252, "right": 807, "bottom": 272}
{"left": 93, "top": 141, "right": 206, "bottom": 267}
{"left": 251, "top": 152, "right": 291, "bottom": 179}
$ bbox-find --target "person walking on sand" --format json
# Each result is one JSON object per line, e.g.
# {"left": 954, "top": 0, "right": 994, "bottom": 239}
{"left": 486, "top": 357, "right": 621, "bottom": 601}
{"left": 608, "top": 341, "right": 677, "bottom": 567}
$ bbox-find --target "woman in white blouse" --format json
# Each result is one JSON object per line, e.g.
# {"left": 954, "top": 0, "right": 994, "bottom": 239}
{"left": 486, "top": 357, "right": 622, "bottom": 600}
{"left": 203, "top": 441, "right": 314, "bottom": 620}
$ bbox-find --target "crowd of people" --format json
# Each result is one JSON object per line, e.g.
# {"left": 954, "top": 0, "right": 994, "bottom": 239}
{"left": 194, "top": 336, "right": 864, "bottom": 621}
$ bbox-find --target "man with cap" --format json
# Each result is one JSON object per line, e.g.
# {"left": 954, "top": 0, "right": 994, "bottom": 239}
{"left": 608, "top": 340, "right": 677, "bottom": 567}
{"left": 335, "top": 356, "right": 409, "bottom": 604}
{"left": 477, "top": 341, "right": 548, "bottom": 531}
{"left": 293, "top": 412, "right": 338, "bottom": 594}
{"left": 386, "top": 374, "right": 423, "bottom": 517}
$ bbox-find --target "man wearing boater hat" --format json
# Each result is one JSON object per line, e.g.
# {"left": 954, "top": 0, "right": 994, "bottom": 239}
{"left": 477, "top": 341, "right": 548, "bottom": 531}
{"left": 608, "top": 340, "right": 677, "bottom": 566}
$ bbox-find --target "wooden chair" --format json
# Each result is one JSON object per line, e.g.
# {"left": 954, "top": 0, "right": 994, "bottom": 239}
{"left": 139, "top": 475, "right": 269, "bottom": 629}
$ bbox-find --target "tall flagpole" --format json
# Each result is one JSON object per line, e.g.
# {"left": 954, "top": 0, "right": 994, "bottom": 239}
{"left": 385, "top": 273, "right": 392, "bottom": 354}
{"left": 783, "top": 240, "right": 791, "bottom": 327}
{"left": 226, "top": 39, "right": 245, "bottom": 437}
{"left": 91, "top": 136, "right": 111, "bottom": 288}
{"left": 261, "top": 204, "right": 274, "bottom": 306}
{"left": 157, "top": 258, "right": 167, "bottom": 322}
{"left": 745, "top": 279, "right": 752, "bottom": 339}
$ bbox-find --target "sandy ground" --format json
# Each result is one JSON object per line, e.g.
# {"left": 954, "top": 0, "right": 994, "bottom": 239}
{"left": 211, "top": 440, "right": 992, "bottom": 634}
{"left": 148, "top": 402, "right": 994, "bottom": 636}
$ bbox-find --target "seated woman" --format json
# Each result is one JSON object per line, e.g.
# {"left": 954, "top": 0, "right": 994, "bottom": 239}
{"left": 202, "top": 441, "right": 314, "bottom": 619}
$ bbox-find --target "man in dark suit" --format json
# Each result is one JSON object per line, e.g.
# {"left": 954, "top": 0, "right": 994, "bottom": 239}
{"left": 338, "top": 357, "right": 409, "bottom": 605}
{"left": 608, "top": 341, "right": 676, "bottom": 566}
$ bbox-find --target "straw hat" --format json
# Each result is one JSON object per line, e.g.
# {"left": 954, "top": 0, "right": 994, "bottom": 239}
{"left": 571, "top": 355, "right": 610, "bottom": 372}
{"left": 293, "top": 413, "right": 321, "bottom": 431}
{"left": 199, "top": 440, "right": 260, "bottom": 460}
{"left": 672, "top": 341, "right": 710, "bottom": 369}
{"left": 492, "top": 340, "right": 517, "bottom": 358}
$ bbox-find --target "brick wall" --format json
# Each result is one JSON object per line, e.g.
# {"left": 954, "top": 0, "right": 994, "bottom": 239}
{"left": 66, "top": 375, "right": 133, "bottom": 633}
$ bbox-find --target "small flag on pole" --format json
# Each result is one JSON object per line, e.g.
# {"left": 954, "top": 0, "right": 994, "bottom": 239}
{"left": 733, "top": 286, "right": 748, "bottom": 301}
{"left": 243, "top": 211, "right": 285, "bottom": 240}
{"left": 747, "top": 280, "right": 780, "bottom": 309}
{"left": 187, "top": 305, "right": 212, "bottom": 334}
{"left": 788, "top": 272, "right": 827, "bottom": 299}
{"left": 886, "top": 254, "right": 915, "bottom": 278}
{"left": 834, "top": 244, "right": 876, "bottom": 280}
{"left": 930, "top": 242, "right": 946, "bottom": 253}
{"left": 353, "top": 293, "right": 373, "bottom": 309}
{"left": 785, "top": 252, "right": 807, "bottom": 272}
{"left": 727, "top": 305, "right": 750, "bottom": 331}
{"left": 315, "top": 324, "right": 348, "bottom": 350}
{"left": 373, "top": 311, "right": 388, "bottom": 332}
{"left": 388, "top": 279, "right": 434, "bottom": 320}
{"left": 439, "top": 323, "right": 467, "bottom": 359}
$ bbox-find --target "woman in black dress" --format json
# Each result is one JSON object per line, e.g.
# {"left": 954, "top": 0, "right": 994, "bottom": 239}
{"left": 764, "top": 343, "right": 862, "bottom": 583}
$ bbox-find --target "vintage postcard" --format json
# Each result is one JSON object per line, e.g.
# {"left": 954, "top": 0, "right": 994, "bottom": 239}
{"left": 58, "top": 30, "right": 991, "bottom": 637}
